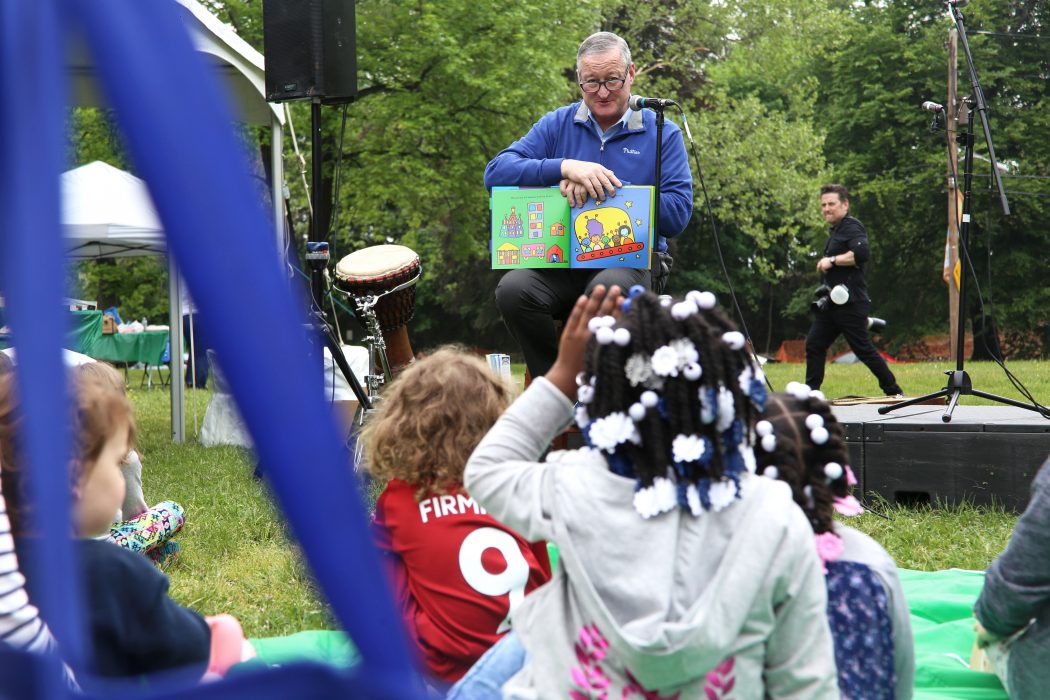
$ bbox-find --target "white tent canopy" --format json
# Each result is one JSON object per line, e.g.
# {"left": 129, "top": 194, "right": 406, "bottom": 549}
{"left": 65, "top": 0, "right": 287, "bottom": 443}
{"left": 62, "top": 161, "right": 165, "bottom": 259}
{"left": 60, "top": 160, "right": 200, "bottom": 441}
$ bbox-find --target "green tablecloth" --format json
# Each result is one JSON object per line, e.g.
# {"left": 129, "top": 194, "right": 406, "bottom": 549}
{"left": 0, "top": 309, "right": 104, "bottom": 352}
{"left": 70, "top": 310, "right": 104, "bottom": 352}
{"left": 84, "top": 329, "right": 169, "bottom": 365}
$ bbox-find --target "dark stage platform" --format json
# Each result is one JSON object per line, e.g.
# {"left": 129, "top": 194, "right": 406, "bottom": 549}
{"left": 831, "top": 404, "right": 1050, "bottom": 511}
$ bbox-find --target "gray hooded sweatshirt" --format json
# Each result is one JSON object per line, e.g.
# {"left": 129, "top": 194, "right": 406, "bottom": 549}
{"left": 465, "top": 378, "right": 839, "bottom": 699}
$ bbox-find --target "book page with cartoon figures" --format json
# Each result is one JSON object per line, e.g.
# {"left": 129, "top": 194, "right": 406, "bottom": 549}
{"left": 490, "top": 186, "right": 654, "bottom": 270}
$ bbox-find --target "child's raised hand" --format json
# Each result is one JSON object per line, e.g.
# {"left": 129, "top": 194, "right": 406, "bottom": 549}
{"left": 545, "top": 284, "right": 623, "bottom": 401}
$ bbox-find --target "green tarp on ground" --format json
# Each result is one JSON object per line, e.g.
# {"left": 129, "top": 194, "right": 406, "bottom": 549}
{"left": 240, "top": 630, "right": 360, "bottom": 671}
{"left": 905, "top": 568, "right": 1007, "bottom": 699}
{"left": 242, "top": 567, "right": 1007, "bottom": 698}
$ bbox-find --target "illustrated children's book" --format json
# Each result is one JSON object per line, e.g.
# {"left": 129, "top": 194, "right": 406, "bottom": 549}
{"left": 490, "top": 186, "right": 654, "bottom": 270}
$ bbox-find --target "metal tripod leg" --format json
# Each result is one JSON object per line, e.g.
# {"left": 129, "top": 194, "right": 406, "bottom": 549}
{"left": 879, "top": 370, "right": 1050, "bottom": 422}
{"left": 314, "top": 309, "right": 371, "bottom": 410}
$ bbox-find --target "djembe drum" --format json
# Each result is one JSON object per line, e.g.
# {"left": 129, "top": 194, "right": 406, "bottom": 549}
{"left": 334, "top": 244, "right": 421, "bottom": 373}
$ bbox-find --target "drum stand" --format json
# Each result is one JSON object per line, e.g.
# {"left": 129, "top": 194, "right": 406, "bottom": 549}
{"left": 331, "top": 267, "right": 423, "bottom": 395}
{"left": 306, "top": 240, "right": 373, "bottom": 411}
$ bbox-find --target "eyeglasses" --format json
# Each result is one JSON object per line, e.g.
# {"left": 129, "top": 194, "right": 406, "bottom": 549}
{"left": 579, "top": 77, "right": 626, "bottom": 94}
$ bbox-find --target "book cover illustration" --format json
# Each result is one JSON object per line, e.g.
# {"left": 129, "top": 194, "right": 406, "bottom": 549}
{"left": 490, "top": 186, "right": 654, "bottom": 270}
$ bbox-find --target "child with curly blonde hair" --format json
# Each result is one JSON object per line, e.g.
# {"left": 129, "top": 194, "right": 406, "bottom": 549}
{"left": 360, "top": 346, "right": 551, "bottom": 685}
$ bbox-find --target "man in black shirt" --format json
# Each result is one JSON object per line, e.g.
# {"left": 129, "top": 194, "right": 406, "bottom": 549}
{"left": 805, "top": 184, "right": 902, "bottom": 396}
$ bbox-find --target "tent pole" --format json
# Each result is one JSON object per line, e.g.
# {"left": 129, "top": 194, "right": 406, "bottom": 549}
{"left": 271, "top": 115, "right": 285, "bottom": 264}
{"left": 169, "top": 260, "right": 185, "bottom": 443}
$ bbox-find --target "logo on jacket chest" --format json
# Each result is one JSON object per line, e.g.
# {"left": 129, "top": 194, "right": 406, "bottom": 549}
{"left": 622, "top": 147, "right": 641, "bottom": 155}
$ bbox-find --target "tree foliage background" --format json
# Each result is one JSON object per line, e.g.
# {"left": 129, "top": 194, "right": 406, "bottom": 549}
{"left": 69, "top": 0, "right": 1050, "bottom": 357}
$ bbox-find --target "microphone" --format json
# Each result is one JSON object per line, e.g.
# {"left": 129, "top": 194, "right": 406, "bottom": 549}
{"left": 921, "top": 101, "right": 944, "bottom": 112}
{"left": 629, "top": 95, "right": 677, "bottom": 111}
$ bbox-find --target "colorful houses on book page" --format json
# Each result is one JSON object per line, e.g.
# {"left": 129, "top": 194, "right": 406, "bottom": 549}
{"left": 492, "top": 190, "right": 569, "bottom": 269}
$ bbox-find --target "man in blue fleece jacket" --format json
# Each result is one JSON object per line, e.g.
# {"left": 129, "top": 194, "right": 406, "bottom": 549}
{"left": 484, "top": 31, "right": 693, "bottom": 378}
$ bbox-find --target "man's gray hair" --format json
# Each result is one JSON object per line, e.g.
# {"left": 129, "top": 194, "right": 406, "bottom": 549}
{"left": 576, "top": 32, "right": 632, "bottom": 73}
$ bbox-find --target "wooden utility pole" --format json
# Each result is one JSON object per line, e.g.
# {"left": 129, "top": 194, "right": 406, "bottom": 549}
{"left": 946, "top": 27, "right": 961, "bottom": 361}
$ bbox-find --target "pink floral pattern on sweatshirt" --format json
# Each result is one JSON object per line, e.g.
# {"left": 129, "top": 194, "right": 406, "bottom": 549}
{"left": 569, "top": 622, "right": 735, "bottom": 699}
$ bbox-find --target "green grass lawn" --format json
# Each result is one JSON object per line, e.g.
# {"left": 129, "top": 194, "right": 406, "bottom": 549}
{"left": 126, "top": 360, "right": 1034, "bottom": 638}
{"left": 130, "top": 384, "right": 336, "bottom": 637}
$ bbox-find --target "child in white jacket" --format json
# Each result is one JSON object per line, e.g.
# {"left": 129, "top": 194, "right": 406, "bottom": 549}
{"left": 461, "top": 286, "right": 838, "bottom": 699}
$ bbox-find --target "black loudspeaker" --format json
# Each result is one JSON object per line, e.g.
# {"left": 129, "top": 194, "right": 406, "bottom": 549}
{"left": 263, "top": 0, "right": 357, "bottom": 104}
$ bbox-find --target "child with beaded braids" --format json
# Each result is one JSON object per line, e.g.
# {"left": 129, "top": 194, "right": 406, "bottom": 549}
{"left": 753, "top": 384, "right": 914, "bottom": 699}
{"left": 461, "top": 286, "right": 838, "bottom": 699}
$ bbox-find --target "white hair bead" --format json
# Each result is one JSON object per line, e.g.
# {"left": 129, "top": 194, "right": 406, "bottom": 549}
{"left": 761, "top": 434, "right": 777, "bottom": 452}
{"left": 722, "top": 331, "right": 745, "bottom": 350}
{"left": 587, "top": 317, "right": 603, "bottom": 333}
{"left": 595, "top": 326, "right": 615, "bottom": 345}
{"left": 811, "top": 390, "right": 826, "bottom": 400}
{"left": 640, "top": 390, "right": 659, "bottom": 408}
{"left": 788, "top": 382, "right": 812, "bottom": 400}
{"left": 805, "top": 414, "right": 825, "bottom": 430}
{"left": 600, "top": 315, "right": 617, "bottom": 328}
{"left": 628, "top": 402, "right": 646, "bottom": 422}
{"left": 577, "top": 384, "right": 595, "bottom": 404}
{"left": 755, "top": 420, "right": 773, "bottom": 437}
{"left": 683, "top": 362, "right": 702, "bottom": 381}
{"left": 671, "top": 300, "right": 698, "bottom": 320}
{"left": 613, "top": 327, "right": 632, "bottom": 346}
{"left": 576, "top": 372, "right": 587, "bottom": 387}
{"left": 659, "top": 296, "right": 673, "bottom": 307}
{"left": 824, "top": 462, "right": 844, "bottom": 481}
{"left": 810, "top": 426, "right": 829, "bottom": 445}
{"left": 763, "top": 466, "right": 779, "bottom": 479}
{"left": 687, "top": 290, "right": 716, "bottom": 309}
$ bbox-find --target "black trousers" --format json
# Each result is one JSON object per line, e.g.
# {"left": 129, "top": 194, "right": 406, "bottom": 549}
{"left": 182, "top": 313, "right": 210, "bottom": 389}
{"left": 805, "top": 300, "right": 901, "bottom": 395}
{"left": 496, "top": 267, "right": 650, "bottom": 378}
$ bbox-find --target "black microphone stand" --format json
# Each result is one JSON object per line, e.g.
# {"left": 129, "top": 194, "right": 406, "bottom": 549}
{"left": 653, "top": 108, "right": 663, "bottom": 247}
{"left": 306, "top": 99, "right": 372, "bottom": 411}
{"left": 878, "top": 1, "right": 1046, "bottom": 422}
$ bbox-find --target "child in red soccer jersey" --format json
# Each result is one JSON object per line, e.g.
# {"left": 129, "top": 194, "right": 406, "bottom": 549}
{"left": 360, "top": 347, "right": 552, "bottom": 685}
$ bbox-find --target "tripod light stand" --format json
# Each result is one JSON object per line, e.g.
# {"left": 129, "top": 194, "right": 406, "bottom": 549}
{"left": 878, "top": 1, "right": 1047, "bottom": 422}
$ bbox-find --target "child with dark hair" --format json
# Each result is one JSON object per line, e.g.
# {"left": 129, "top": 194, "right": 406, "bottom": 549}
{"left": 360, "top": 346, "right": 552, "bottom": 686}
{"left": 459, "top": 287, "right": 837, "bottom": 698}
{"left": 753, "top": 385, "right": 914, "bottom": 699}
{"left": 1, "top": 371, "right": 251, "bottom": 682}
